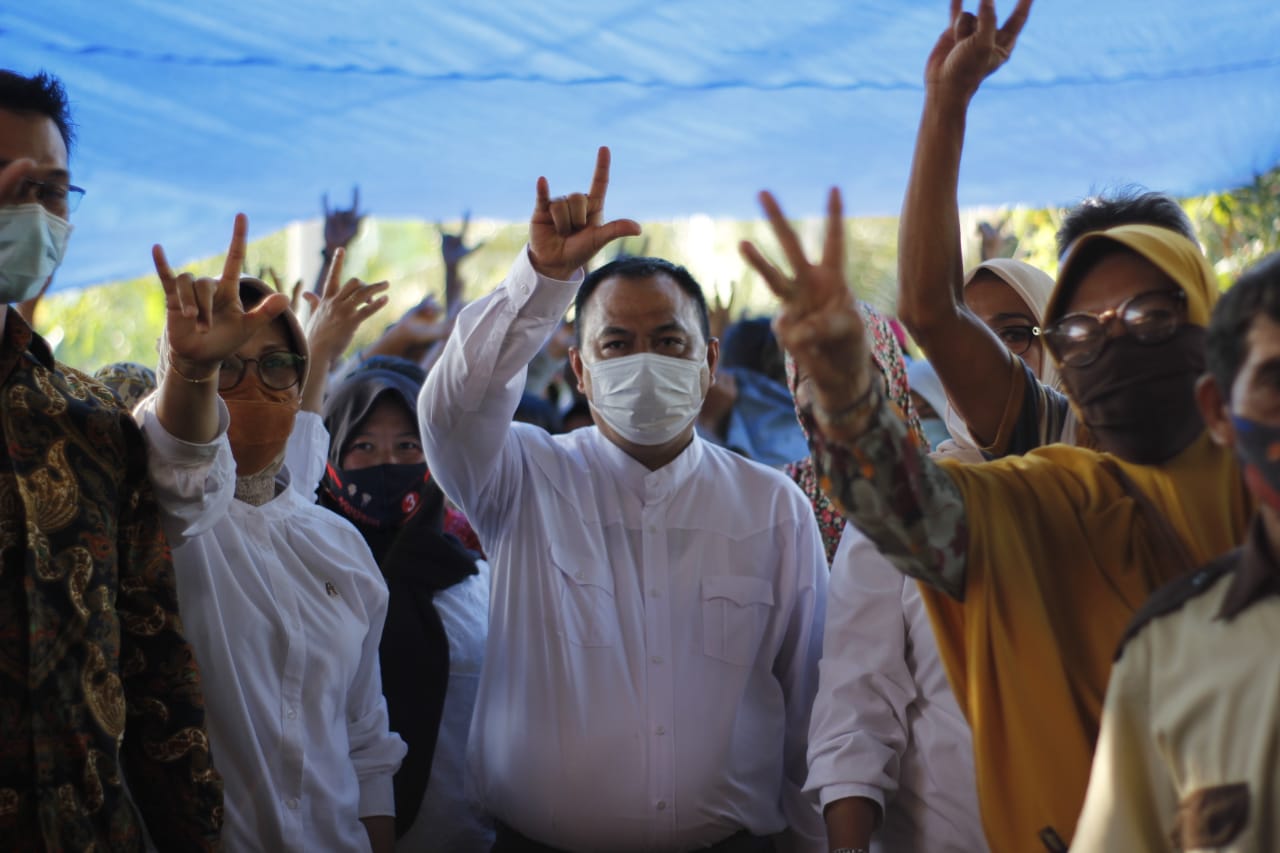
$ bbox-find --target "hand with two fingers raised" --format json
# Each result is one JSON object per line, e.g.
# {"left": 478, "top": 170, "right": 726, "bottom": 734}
{"left": 739, "top": 188, "right": 877, "bottom": 439}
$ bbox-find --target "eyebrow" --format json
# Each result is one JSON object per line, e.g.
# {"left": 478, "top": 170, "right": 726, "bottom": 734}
{"left": 0, "top": 159, "right": 70, "bottom": 180}
{"left": 988, "top": 312, "right": 1036, "bottom": 324}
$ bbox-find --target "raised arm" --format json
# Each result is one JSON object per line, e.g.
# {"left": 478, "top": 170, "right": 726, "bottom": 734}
{"left": 300, "top": 247, "right": 389, "bottom": 413}
{"left": 153, "top": 214, "right": 288, "bottom": 444}
{"left": 898, "top": 0, "right": 1033, "bottom": 447}
{"left": 741, "top": 189, "right": 969, "bottom": 599}
{"left": 418, "top": 147, "right": 640, "bottom": 536}
{"left": 315, "top": 187, "right": 364, "bottom": 295}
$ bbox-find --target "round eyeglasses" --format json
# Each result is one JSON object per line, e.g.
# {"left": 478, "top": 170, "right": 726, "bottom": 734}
{"left": 1043, "top": 289, "right": 1187, "bottom": 369}
{"left": 994, "top": 324, "right": 1041, "bottom": 356}
{"left": 218, "top": 351, "right": 306, "bottom": 391}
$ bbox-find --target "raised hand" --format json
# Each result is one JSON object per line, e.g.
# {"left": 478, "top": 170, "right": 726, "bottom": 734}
{"left": 528, "top": 146, "right": 642, "bottom": 281}
{"left": 709, "top": 287, "right": 738, "bottom": 342}
{"left": 323, "top": 186, "right": 364, "bottom": 251}
{"left": 264, "top": 266, "right": 306, "bottom": 313}
{"left": 439, "top": 211, "right": 484, "bottom": 266}
{"left": 153, "top": 214, "right": 290, "bottom": 380}
{"left": 302, "top": 247, "right": 390, "bottom": 371}
{"left": 739, "top": 189, "right": 874, "bottom": 429}
{"left": 926, "top": 0, "right": 1033, "bottom": 98}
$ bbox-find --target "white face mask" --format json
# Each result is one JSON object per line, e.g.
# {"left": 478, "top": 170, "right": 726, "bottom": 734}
{"left": 586, "top": 352, "right": 706, "bottom": 446}
{"left": 0, "top": 203, "right": 73, "bottom": 304}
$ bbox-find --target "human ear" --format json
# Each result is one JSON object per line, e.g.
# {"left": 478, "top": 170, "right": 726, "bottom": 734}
{"left": 1195, "top": 373, "right": 1234, "bottom": 449}
{"left": 568, "top": 346, "right": 588, "bottom": 395}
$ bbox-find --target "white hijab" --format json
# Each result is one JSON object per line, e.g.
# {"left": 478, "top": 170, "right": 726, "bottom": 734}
{"left": 940, "top": 258, "right": 1067, "bottom": 459}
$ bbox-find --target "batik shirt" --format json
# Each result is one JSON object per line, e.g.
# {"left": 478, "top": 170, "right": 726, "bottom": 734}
{"left": 0, "top": 311, "right": 222, "bottom": 852}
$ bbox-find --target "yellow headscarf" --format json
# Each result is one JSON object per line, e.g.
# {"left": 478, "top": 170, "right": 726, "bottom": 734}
{"left": 1047, "top": 224, "right": 1218, "bottom": 329}
{"left": 921, "top": 223, "right": 1248, "bottom": 849}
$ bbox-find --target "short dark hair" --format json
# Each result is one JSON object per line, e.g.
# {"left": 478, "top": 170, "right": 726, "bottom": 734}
{"left": 0, "top": 70, "right": 75, "bottom": 155}
{"left": 1056, "top": 187, "right": 1197, "bottom": 258}
{"left": 721, "top": 316, "right": 786, "bottom": 386}
{"left": 574, "top": 257, "right": 711, "bottom": 346}
{"left": 1207, "top": 253, "right": 1280, "bottom": 394}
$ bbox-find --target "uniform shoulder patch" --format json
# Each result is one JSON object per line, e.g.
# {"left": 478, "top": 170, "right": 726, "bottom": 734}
{"left": 1115, "top": 547, "right": 1242, "bottom": 661}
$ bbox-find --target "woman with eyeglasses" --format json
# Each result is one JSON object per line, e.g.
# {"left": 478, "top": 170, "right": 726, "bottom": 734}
{"left": 933, "top": 258, "right": 1088, "bottom": 461}
{"left": 136, "top": 216, "right": 407, "bottom": 853}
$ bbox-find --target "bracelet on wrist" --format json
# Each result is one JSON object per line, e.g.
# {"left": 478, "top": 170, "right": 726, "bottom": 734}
{"left": 167, "top": 356, "right": 219, "bottom": 385}
{"left": 813, "top": 377, "right": 882, "bottom": 429}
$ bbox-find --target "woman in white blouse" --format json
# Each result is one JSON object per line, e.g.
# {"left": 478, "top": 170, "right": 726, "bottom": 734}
{"left": 137, "top": 217, "right": 406, "bottom": 853}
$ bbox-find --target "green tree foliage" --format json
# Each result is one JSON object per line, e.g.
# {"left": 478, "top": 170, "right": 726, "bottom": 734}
{"left": 34, "top": 164, "right": 1280, "bottom": 374}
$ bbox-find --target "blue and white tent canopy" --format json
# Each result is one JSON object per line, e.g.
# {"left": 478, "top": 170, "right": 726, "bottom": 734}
{"left": 6, "top": 1, "right": 1280, "bottom": 290}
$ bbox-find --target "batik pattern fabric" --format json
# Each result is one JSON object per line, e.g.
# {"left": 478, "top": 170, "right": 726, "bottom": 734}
{"left": 801, "top": 387, "right": 969, "bottom": 596}
{"left": 786, "top": 301, "right": 926, "bottom": 562}
{"left": 0, "top": 312, "right": 222, "bottom": 852}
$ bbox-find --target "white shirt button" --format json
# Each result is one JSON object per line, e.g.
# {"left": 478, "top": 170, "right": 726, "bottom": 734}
{"left": 286, "top": 798, "right": 299, "bottom": 810}
{"left": 650, "top": 655, "right": 663, "bottom": 665}
{"left": 649, "top": 588, "right": 660, "bottom": 598}
{"left": 576, "top": 571, "right": 585, "bottom": 580}
{"left": 656, "top": 800, "right": 667, "bottom": 811}
{"left": 655, "top": 725, "right": 666, "bottom": 735}
{"left": 647, "top": 525, "right": 658, "bottom": 534}
{"left": 286, "top": 707, "right": 297, "bottom": 719}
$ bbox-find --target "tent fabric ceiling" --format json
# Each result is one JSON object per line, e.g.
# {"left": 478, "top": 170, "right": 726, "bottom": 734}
{"left": 5, "top": 1, "right": 1280, "bottom": 291}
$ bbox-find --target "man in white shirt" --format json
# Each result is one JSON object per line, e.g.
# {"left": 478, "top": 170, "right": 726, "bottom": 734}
{"left": 420, "top": 148, "right": 827, "bottom": 853}
{"left": 806, "top": 524, "right": 987, "bottom": 853}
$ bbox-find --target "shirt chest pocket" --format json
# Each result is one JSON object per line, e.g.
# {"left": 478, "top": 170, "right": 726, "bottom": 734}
{"left": 701, "top": 575, "right": 775, "bottom": 667}
{"left": 549, "top": 544, "right": 618, "bottom": 648}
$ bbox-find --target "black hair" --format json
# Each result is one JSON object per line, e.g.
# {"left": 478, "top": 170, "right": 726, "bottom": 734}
{"left": 720, "top": 316, "right": 786, "bottom": 386}
{"left": 1207, "top": 253, "right": 1280, "bottom": 394}
{"left": 1056, "top": 187, "right": 1197, "bottom": 258}
{"left": 514, "top": 392, "right": 564, "bottom": 434}
{"left": 345, "top": 354, "right": 427, "bottom": 387}
{"left": 574, "top": 257, "right": 711, "bottom": 347}
{"left": 0, "top": 70, "right": 75, "bottom": 156}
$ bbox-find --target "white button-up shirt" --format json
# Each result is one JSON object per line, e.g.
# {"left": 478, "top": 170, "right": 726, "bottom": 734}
{"left": 806, "top": 524, "right": 987, "bottom": 853}
{"left": 139, "top": 402, "right": 407, "bottom": 853}
{"left": 420, "top": 248, "right": 827, "bottom": 853}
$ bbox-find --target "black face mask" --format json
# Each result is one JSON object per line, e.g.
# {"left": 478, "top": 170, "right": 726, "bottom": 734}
{"left": 320, "top": 462, "right": 430, "bottom": 530}
{"left": 1059, "top": 326, "right": 1206, "bottom": 465}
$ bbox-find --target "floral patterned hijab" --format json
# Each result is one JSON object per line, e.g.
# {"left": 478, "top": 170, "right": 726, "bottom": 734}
{"left": 785, "top": 301, "right": 925, "bottom": 563}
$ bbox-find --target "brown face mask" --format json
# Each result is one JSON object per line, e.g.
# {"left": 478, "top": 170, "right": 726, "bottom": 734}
{"left": 221, "top": 379, "right": 300, "bottom": 476}
{"left": 1058, "top": 325, "right": 1206, "bottom": 465}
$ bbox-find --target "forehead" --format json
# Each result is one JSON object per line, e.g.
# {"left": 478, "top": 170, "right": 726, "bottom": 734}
{"left": 0, "top": 108, "right": 67, "bottom": 172}
{"left": 1238, "top": 314, "right": 1280, "bottom": 385}
{"left": 582, "top": 273, "right": 700, "bottom": 334}
{"left": 965, "top": 271, "right": 1035, "bottom": 320}
{"left": 1062, "top": 248, "right": 1179, "bottom": 316}
{"left": 357, "top": 395, "right": 416, "bottom": 432}
{"left": 242, "top": 316, "right": 293, "bottom": 353}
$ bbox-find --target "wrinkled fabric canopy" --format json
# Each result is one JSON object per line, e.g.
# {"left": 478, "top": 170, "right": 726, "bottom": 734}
{"left": 6, "top": 1, "right": 1280, "bottom": 290}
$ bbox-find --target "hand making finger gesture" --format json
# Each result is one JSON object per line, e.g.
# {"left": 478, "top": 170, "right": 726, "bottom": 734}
{"left": 739, "top": 189, "right": 874, "bottom": 429}
{"left": 302, "top": 247, "right": 390, "bottom": 371}
{"left": 439, "top": 211, "right": 484, "bottom": 266}
{"left": 323, "top": 187, "right": 364, "bottom": 251}
{"left": 927, "top": 0, "right": 1033, "bottom": 98}
{"left": 528, "top": 146, "right": 642, "bottom": 281}
{"left": 153, "top": 214, "right": 290, "bottom": 381}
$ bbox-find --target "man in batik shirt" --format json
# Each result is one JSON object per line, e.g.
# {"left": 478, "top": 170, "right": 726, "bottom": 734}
{"left": 0, "top": 69, "right": 222, "bottom": 850}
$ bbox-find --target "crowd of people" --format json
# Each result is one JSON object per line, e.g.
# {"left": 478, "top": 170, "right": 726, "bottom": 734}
{"left": 2, "top": 1, "right": 1278, "bottom": 851}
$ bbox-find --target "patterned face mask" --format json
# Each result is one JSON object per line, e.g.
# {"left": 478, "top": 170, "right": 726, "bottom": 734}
{"left": 1231, "top": 414, "right": 1280, "bottom": 512}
